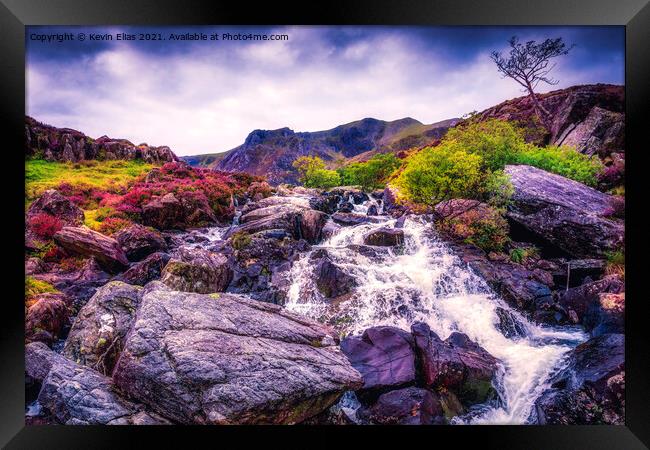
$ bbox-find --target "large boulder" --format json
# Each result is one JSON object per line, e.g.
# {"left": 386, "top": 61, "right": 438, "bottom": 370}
{"left": 26, "top": 189, "right": 84, "bottom": 227}
{"left": 112, "top": 284, "right": 363, "bottom": 424}
{"left": 236, "top": 203, "right": 327, "bottom": 244}
{"left": 63, "top": 281, "right": 142, "bottom": 375}
{"left": 363, "top": 227, "right": 405, "bottom": 247}
{"left": 53, "top": 226, "right": 129, "bottom": 274}
{"left": 114, "top": 224, "right": 167, "bottom": 262}
{"left": 311, "top": 250, "right": 357, "bottom": 299}
{"left": 142, "top": 192, "right": 216, "bottom": 230}
{"left": 340, "top": 326, "right": 417, "bottom": 391}
{"left": 115, "top": 252, "right": 171, "bottom": 286}
{"left": 504, "top": 165, "right": 624, "bottom": 258}
{"left": 26, "top": 342, "right": 171, "bottom": 425}
{"left": 535, "top": 333, "right": 624, "bottom": 424}
{"left": 411, "top": 322, "right": 499, "bottom": 405}
{"left": 361, "top": 387, "right": 445, "bottom": 425}
{"left": 161, "top": 247, "right": 233, "bottom": 294}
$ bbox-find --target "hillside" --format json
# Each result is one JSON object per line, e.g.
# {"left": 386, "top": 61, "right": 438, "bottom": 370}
{"left": 25, "top": 116, "right": 178, "bottom": 164}
{"left": 183, "top": 117, "right": 459, "bottom": 184}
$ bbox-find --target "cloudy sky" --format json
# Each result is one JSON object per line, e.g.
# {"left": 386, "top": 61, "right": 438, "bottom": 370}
{"left": 26, "top": 26, "right": 624, "bottom": 156}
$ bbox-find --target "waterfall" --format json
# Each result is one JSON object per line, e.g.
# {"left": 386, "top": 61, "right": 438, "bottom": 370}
{"left": 285, "top": 210, "right": 587, "bottom": 424}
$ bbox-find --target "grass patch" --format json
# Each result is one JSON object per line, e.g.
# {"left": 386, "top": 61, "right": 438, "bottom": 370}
{"left": 25, "top": 276, "right": 58, "bottom": 304}
{"left": 25, "top": 159, "right": 155, "bottom": 204}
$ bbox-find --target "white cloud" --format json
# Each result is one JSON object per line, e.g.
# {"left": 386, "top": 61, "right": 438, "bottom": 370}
{"left": 26, "top": 27, "right": 622, "bottom": 156}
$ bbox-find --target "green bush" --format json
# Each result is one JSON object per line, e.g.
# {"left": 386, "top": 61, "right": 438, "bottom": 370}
{"left": 444, "top": 119, "right": 529, "bottom": 171}
{"left": 464, "top": 215, "right": 510, "bottom": 253}
{"left": 509, "top": 246, "right": 540, "bottom": 264}
{"left": 230, "top": 231, "right": 252, "bottom": 250}
{"left": 514, "top": 145, "right": 603, "bottom": 187}
{"left": 337, "top": 153, "right": 402, "bottom": 191}
{"left": 393, "top": 144, "right": 485, "bottom": 205}
{"left": 292, "top": 156, "right": 341, "bottom": 189}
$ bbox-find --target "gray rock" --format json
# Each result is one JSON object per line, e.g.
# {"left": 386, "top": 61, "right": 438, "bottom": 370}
{"left": 114, "top": 224, "right": 167, "bottom": 262}
{"left": 53, "top": 226, "right": 129, "bottom": 274}
{"left": 63, "top": 281, "right": 142, "bottom": 374}
{"left": 27, "top": 343, "right": 171, "bottom": 425}
{"left": 161, "top": 247, "right": 233, "bottom": 294}
{"left": 505, "top": 165, "right": 624, "bottom": 258}
{"left": 112, "top": 285, "right": 362, "bottom": 424}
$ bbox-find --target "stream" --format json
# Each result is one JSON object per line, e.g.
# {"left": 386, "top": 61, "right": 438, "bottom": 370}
{"left": 189, "top": 195, "right": 588, "bottom": 424}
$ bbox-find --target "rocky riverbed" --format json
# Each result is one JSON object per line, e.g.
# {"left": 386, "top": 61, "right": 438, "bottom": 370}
{"left": 24, "top": 165, "right": 625, "bottom": 425}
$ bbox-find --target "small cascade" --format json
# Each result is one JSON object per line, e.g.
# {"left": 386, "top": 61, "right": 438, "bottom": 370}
{"left": 285, "top": 202, "right": 587, "bottom": 424}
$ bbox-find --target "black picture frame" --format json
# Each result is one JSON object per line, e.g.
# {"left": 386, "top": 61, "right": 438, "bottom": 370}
{"left": 2, "top": 0, "right": 648, "bottom": 448}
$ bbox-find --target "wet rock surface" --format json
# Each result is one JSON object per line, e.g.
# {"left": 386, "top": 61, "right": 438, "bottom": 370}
{"left": 161, "top": 246, "right": 233, "bottom": 294}
{"left": 535, "top": 333, "right": 624, "bottom": 424}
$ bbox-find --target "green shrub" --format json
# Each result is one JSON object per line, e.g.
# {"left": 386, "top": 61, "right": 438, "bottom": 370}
{"left": 231, "top": 231, "right": 252, "bottom": 250}
{"left": 513, "top": 145, "right": 603, "bottom": 186}
{"left": 444, "top": 119, "right": 529, "bottom": 171}
{"left": 509, "top": 246, "right": 540, "bottom": 264}
{"left": 605, "top": 249, "right": 625, "bottom": 278}
{"left": 25, "top": 276, "right": 58, "bottom": 304}
{"left": 463, "top": 215, "right": 510, "bottom": 253}
{"left": 292, "top": 156, "right": 341, "bottom": 189}
{"left": 393, "top": 144, "right": 485, "bottom": 205}
{"left": 337, "top": 153, "right": 402, "bottom": 191}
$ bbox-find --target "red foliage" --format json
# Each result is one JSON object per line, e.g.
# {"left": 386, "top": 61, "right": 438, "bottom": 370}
{"left": 43, "top": 244, "right": 67, "bottom": 262}
{"left": 98, "top": 217, "right": 133, "bottom": 235}
{"left": 29, "top": 213, "right": 63, "bottom": 239}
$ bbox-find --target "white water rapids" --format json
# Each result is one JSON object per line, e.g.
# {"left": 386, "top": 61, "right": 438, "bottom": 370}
{"left": 185, "top": 196, "right": 587, "bottom": 424}
{"left": 284, "top": 205, "right": 587, "bottom": 425}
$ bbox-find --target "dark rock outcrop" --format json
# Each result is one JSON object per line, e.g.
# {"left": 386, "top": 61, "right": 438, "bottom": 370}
{"left": 411, "top": 322, "right": 498, "bottom": 405}
{"left": 63, "top": 281, "right": 142, "bottom": 375}
{"left": 142, "top": 192, "right": 217, "bottom": 230}
{"left": 556, "top": 275, "right": 624, "bottom": 326}
{"left": 340, "top": 326, "right": 417, "bottom": 392}
{"left": 361, "top": 387, "right": 445, "bottom": 425}
{"left": 53, "top": 226, "right": 129, "bottom": 274}
{"left": 311, "top": 250, "right": 357, "bottom": 299}
{"left": 114, "top": 224, "right": 167, "bottom": 262}
{"left": 160, "top": 247, "right": 233, "bottom": 294}
{"left": 505, "top": 165, "right": 624, "bottom": 258}
{"left": 112, "top": 284, "right": 362, "bottom": 424}
{"left": 26, "top": 116, "right": 178, "bottom": 164}
{"left": 535, "top": 333, "right": 624, "bottom": 425}
{"left": 235, "top": 202, "right": 327, "bottom": 244}
{"left": 363, "top": 227, "right": 404, "bottom": 247}
{"left": 26, "top": 189, "right": 84, "bottom": 227}
{"left": 25, "top": 295, "right": 70, "bottom": 346}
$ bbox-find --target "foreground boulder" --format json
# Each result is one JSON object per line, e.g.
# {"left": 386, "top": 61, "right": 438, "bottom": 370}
{"left": 112, "top": 284, "right": 362, "bottom": 424}
{"left": 53, "top": 226, "right": 129, "bottom": 274}
{"left": 26, "top": 189, "right": 84, "bottom": 226}
{"left": 63, "top": 282, "right": 142, "bottom": 375}
{"left": 504, "top": 165, "right": 624, "bottom": 258}
{"left": 26, "top": 342, "right": 170, "bottom": 425}
{"left": 360, "top": 387, "right": 445, "bottom": 425}
{"left": 556, "top": 275, "right": 624, "bottom": 326}
{"left": 340, "top": 326, "right": 416, "bottom": 391}
{"left": 114, "top": 224, "right": 167, "bottom": 262}
{"left": 535, "top": 333, "right": 624, "bottom": 424}
{"left": 583, "top": 292, "right": 625, "bottom": 337}
{"left": 411, "top": 322, "right": 499, "bottom": 405}
{"left": 161, "top": 247, "right": 233, "bottom": 294}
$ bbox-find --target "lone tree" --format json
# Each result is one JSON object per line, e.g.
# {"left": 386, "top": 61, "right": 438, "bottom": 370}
{"left": 491, "top": 36, "right": 573, "bottom": 127}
